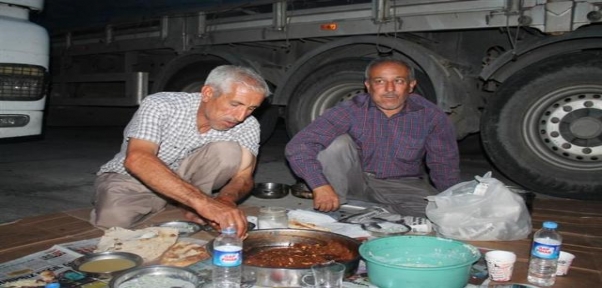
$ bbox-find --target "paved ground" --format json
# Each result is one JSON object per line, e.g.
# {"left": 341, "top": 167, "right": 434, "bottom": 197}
{"left": 0, "top": 120, "right": 520, "bottom": 224}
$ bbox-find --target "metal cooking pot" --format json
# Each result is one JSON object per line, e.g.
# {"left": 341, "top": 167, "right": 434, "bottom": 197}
{"left": 209, "top": 229, "right": 361, "bottom": 287}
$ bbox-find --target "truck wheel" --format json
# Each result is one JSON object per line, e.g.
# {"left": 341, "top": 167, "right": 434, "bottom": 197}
{"left": 163, "top": 63, "right": 278, "bottom": 144}
{"left": 286, "top": 58, "right": 435, "bottom": 135}
{"left": 481, "top": 53, "right": 602, "bottom": 200}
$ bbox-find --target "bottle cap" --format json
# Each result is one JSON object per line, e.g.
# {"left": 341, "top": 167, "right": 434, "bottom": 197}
{"left": 222, "top": 225, "right": 237, "bottom": 234}
{"left": 543, "top": 221, "right": 558, "bottom": 229}
{"left": 45, "top": 283, "right": 60, "bottom": 288}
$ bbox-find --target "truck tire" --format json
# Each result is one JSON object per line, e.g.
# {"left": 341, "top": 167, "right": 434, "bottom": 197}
{"left": 286, "top": 58, "right": 435, "bottom": 136}
{"left": 163, "top": 63, "right": 278, "bottom": 144}
{"left": 481, "top": 53, "right": 602, "bottom": 200}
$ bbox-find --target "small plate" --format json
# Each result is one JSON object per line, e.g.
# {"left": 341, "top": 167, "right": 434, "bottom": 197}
{"left": 154, "top": 221, "right": 203, "bottom": 237}
{"left": 361, "top": 221, "right": 411, "bottom": 237}
{"left": 73, "top": 251, "right": 143, "bottom": 278}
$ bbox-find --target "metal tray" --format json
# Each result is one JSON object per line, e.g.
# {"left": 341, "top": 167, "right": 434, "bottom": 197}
{"left": 207, "top": 229, "right": 361, "bottom": 287}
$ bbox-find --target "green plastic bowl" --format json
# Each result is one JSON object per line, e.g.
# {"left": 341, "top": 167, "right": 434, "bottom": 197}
{"left": 359, "top": 236, "right": 480, "bottom": 288}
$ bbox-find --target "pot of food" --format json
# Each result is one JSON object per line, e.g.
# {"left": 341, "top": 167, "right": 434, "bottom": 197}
{"left": 209, "top": 229, "right": 360, "bottom": 287}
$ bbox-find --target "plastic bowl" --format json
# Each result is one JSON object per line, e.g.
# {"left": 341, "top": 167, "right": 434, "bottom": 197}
{"left": 359, "top": 235, "right": 480, "bottom": 288}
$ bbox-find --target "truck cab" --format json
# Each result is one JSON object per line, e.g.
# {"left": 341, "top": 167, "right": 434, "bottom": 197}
{"left": 0, "top": 0, "right": 49, "bottom": 139}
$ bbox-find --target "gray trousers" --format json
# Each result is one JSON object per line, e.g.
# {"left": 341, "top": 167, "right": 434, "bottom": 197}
{"left": 318, "top": 135, "right": 437, "bottom": 217}
{"left": 90, "top": 141, "right": 242, "bottom": 228}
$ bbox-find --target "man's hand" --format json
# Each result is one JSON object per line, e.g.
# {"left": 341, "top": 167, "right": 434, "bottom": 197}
{"left": 181, "top": 208, "right": 207, "bottom": 224}
{"left": 312, "top": 185, "right": 340, "bottom": 212}
{"left": 192, "top": 198, "right": 248, "bottom": 238}
{"left": 181, "top": 200, "right": 246, "bottom": 238}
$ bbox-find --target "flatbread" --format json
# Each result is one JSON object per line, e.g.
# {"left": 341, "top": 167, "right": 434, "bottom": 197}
{"left": 1, "top": 271, "right": 55, "bottom": 288}
{"left": 94, "top": 227, "right": 179, "bottom": 263}
{"left": 0, "top": 279, "right": 45, "bottom": 288}
{"left": 159, "top": 241, "right": 210, "bottom": 267}
{"left": 288, "top": 219, "right": 330, "bottom": 231}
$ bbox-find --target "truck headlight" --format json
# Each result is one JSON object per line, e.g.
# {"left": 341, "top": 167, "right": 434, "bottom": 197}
{"left": 0, "top": 64, "right": 47, "bottom": 101}
{"left": 0, "top": 115, "right": 30, "bottom": 127}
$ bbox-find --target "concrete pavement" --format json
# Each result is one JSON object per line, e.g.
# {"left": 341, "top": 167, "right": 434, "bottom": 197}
{"left": 0, "top": 121, "right": 516, "bottom": 224}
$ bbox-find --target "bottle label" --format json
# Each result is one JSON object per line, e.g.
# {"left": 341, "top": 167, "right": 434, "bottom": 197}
{"left": 531, "top": 241, "right": 560, "bottom": 259}
{"left": 213, "top": 245, "right": 242, "bottom": 267}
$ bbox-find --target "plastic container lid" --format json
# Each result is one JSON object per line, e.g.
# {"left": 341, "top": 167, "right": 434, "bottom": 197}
{"left": 259, "top": 206, "right": 287, "bottom": 215}
{"left": 543, "top": 221, "right": 558, "bottom": 229}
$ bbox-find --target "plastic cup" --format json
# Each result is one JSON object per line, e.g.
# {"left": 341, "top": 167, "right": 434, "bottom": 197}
{"left": 258, "top": 207, "right": 288, "bottom": 229}
{"left": 301, "top": 262, "right": 345, "bottom": 288}
{"left": 556, "top": 251, "right": 576, "bottom": 276}
{"left": 485, "top": 250, "right": 517, "bottom": 282}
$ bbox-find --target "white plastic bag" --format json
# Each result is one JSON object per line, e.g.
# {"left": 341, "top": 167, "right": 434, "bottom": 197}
{"left": 425, "top": 172, "right": 531, "bottom": 241}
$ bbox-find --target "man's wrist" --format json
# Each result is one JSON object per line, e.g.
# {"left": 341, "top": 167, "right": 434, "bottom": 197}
{"left": 215, "top": 193, "right": 238, "bottom": 204}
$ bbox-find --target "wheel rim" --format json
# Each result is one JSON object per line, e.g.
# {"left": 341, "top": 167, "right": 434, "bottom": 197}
{"left": 309, "top": 83, "right": 365, "bottom": 120}
{"left": 524, "top": 85, "right": 602, "bottom": 170}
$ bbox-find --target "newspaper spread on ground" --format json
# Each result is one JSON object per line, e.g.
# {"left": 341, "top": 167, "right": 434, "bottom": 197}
{"left": 0, "top": 231, "right": 381, "bottom": 288}
{"left": 0, "top": 244, "right": 107, "bottom": 288}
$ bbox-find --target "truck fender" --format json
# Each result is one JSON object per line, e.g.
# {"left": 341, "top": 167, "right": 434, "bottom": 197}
{"left": 151, "top": 50, "right": 260, "bottom": 93}
{"left": 480, "top": 26, "right": 602, "bottom": 83}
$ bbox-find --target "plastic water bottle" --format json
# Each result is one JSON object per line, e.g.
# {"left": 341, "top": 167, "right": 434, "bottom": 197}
{"left": 527, "top": 221, "right": 562, "bottom": 286}
{"left": 212, "top": 226, "right": 242, "bottom": 288}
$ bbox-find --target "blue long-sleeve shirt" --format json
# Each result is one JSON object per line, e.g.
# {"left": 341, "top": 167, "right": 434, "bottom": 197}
{"left": 285, "top": 93, "right": 460, "bottom": 191}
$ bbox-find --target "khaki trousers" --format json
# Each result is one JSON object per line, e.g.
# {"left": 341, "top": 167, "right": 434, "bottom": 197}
{"left": 318, "top": 135, "right": 437, "bottom": 217}
{"left": 90, "top": 141, "right": 242, "bottom": 228}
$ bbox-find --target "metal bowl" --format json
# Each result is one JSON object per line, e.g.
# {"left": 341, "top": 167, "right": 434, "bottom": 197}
{"left": 108, "top": 265, "right": 200, "bottom": 288}
{"left": 291, "top": 182, "right": 313, "bottom": 199}
{"left": 208, "top": 229, "right": 360, "bottom": 287}
{"left": 154, "top": 221, "right": 203, "bottom": 237}
{"left": 73, "top": 251, "right": 143, "bottom": 279}
{"left": 361, "top": 221, "right": 411, "bottom": 237}
{"left": 252, "top": 182, "right": 290, "bottom": 199}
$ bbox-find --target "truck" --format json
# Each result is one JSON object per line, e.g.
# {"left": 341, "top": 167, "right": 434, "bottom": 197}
{"left": 0, "top": 0, "right": 49, "bottom": 139}
{"left": 36, "top": 0, "right": 602, "bottom": 200}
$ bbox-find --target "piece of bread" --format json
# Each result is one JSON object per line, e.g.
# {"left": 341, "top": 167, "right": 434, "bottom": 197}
{"left": 94, "top": 227, "right": 179, "bottom": 263}
{"left": 159, "top": 241, "right": 210, "bottom": 267}
{"left": 1, "top": 270, "right": 55, "bottom": 288}
{"left": 0, "top": 279, "right": 45, "bottom": 288}
{"left": 288, "top": 219, "right": 330, "bottom": 231}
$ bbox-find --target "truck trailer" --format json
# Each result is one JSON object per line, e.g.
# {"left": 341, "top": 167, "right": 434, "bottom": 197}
{"left": 37, "top": 0, "right": 602, "bottom": 200}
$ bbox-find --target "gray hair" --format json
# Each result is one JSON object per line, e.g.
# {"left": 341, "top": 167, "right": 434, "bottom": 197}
{"left": 205, "top": 65, "right": 271, "bottom": 97}
{"left": 364, "top": 58, "right": 416, "bottom": 81}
